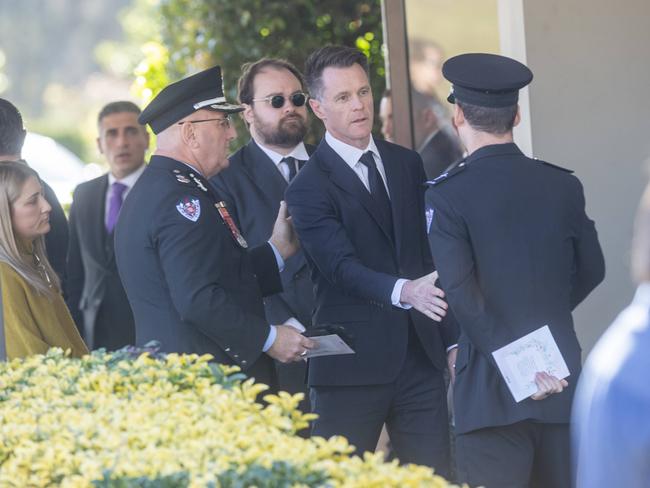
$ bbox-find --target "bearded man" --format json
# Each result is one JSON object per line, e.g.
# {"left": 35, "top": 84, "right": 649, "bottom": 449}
{"left": 210, "top": 58, "right": 315, "bottom": 413}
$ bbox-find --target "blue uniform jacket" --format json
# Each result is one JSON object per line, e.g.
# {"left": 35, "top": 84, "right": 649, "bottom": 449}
{"left": 115, "top": 155, "right": 281, "bottom": 385}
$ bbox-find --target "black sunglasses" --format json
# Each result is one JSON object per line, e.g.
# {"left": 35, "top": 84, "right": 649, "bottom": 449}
{"left": 251, "top": 92, "right": 308, "bottom": 109}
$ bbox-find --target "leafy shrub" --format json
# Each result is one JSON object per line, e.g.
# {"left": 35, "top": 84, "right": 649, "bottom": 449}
{"left": 0, "top": 347, "right": 458, "bottom": 487}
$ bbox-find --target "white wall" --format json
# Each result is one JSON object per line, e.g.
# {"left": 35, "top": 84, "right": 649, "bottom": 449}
{"left": 501, "top": 0, "right": 650, "bottom": 353}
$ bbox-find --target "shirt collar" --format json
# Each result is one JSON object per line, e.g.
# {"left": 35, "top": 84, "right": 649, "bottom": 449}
{"left": 253, "top": 139, "right": 310, "bottom": 165}
{"left": 108, "top": 163, "right": 146, "bottom": 187}
{"left": 325, "top": 131, "right": 380, "bottom": 169}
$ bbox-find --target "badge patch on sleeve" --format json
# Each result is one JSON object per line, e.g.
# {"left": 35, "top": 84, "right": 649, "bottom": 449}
{"left": 176, "top": 197, "right": 201, "bottom": 222}
{"left": 426, "top": 207, "right": 435, "bottom": 233}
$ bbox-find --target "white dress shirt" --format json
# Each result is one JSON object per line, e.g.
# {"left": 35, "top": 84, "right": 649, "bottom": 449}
{"left": 324, "top": 132, "right": 408, "bottom": 308}
{"left": 254, "top": 139, "right": 310, "bottom": 183}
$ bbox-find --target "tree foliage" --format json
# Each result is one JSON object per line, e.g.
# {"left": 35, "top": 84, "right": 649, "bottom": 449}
{"left": 132, "top": 0, "right": 385, "bottom": 145}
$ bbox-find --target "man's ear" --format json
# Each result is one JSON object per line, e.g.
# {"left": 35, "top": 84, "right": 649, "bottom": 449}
{"left": 242, "top": 103, "right": 255, "bottom": 126}
{"left": 309, "top": 98, "right": 326, "bottom": 121}
{"left": 180, "top": 122, "right": 199, "bottom": 148}
{"left": 18, "top": 129, "right": 26, "bottom": 152}
{"left": 96, "top": 136, "right": 104, "bottom": 155}
{"left": 513, "top": 105, "right": 521, "bottom": 128}
{"left": 452, "top": 104, "right": 465, "bottom": 128}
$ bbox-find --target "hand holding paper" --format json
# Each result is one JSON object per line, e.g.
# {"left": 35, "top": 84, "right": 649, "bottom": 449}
{"left": 530, "top": 372, "right": 569, "bottom": 400}
{"left": 491, "top": 325, "right": 570, "bottom": 402}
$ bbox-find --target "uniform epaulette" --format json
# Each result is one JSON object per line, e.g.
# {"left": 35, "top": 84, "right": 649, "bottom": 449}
{"left": 171, "top": 168, "right": 209, "bottom": 192}
{"left": 424, "top": 160, "right": 467, "bottom": 186}
{"left": 538, "top": 160, "right": 574, "bottom": 174}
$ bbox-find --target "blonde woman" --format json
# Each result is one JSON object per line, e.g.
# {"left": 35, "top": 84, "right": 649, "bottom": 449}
{"left": 0, "top": 161, "right": 88, "bottom": 359}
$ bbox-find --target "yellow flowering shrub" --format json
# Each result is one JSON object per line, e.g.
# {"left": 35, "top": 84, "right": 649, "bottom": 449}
{"left": 0, "top": 348, "right": 459, "bottom": 487}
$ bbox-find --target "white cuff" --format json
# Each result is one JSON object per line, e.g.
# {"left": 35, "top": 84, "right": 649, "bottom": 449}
{"left": 283, "top": 317, "right": 306, "bottom": 333}
{"left": 391, "top": 278, "right": 412, "bottom": 309}
{"left": 446, "top": 344, "right": 458, "bottom": 353}
{"left": 262, "top": 325, "right": 277, "bottom": 352}
{"left": 268, "top": 241, "right": 285, "bottom": 272}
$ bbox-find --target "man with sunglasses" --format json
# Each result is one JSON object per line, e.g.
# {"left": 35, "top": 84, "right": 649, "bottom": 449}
{"left": 211, "top": 58, "right": 315, "bottom": 413}
{"left": 114, "top": 66, "right": 315, "bottom": 390}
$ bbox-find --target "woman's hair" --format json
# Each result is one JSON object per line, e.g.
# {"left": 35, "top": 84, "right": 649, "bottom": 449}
{"left": 0, "top": 160, "right": 60, "bottom": 296}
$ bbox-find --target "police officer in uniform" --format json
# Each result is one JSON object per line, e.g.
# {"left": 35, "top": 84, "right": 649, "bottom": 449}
{"left": 114, "top": 66, "right": 314, "bottom": 388}
{"left": 425, "top": 54, "right": 605, "bottom": 487}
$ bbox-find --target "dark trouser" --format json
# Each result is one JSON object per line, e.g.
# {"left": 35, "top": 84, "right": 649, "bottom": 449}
{"left": 310, "top": 326, "right": 450, "bottom": 478}
{"left": 455, "top": 420, "right": 570, "bottom": 488}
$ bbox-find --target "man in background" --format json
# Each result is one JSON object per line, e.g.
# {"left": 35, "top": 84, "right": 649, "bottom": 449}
{"left": 66, "top": 101, "right": 148, "bottom": 349}
{"left": 211, "top": 58, "right": 315, "bottom": 408}
{"left": 379, "top": 89, "right": 462, "bottom": 179}
{"left": 0, "top": 98, "right": 69, "bottom": 287}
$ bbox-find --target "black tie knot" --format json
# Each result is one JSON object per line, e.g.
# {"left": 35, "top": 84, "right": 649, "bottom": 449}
{"left": 281, "top": 156, "right": 302, "bottom": 181}
{"left": 358, "top": 151, "right": 377, "bottom": 171}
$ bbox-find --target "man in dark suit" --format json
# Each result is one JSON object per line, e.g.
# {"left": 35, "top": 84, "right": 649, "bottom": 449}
{"left": 115, "top": 65, "right": 314, "bottom": 389}
{"left": 425, "top": 53, "right": 605, "bottom": 488}
{"left": 210, "top": 58, "right": 315, "bottom": 406}
{"left": 411, "top": 90, "right": 464, "bottom": 179}
{"left": 285, "top": 46, "right": 458, "bottom": 475}
{"left": 379, "top": 89, "right": 463, "bottom": 179}
{"left": 66, "top": 101, "right": 148, "bottom": 349}
{"left": 0, "top": 98, "right": 68, "bottom": 286}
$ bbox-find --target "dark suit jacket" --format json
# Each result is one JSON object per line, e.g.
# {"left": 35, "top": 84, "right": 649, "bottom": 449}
{"left": 418, "top": 129, "right": 463, "bottom": 180}
{"left": 425, "top": 143, "right": 605, "bottom": 434}
{"left": 115, "top": 156, "right": 282, "bottom": 386}
{"left": 66, "top": 174, "right": 135, "bottom": 350}
{"left": 210, "top": 140, "right": 315, "bottom": 328}
{"left": 42, "top": 181, "right": 68, "bottom": 288}
{"left": 285, "top": 138, "right": 458, "bottom": 387}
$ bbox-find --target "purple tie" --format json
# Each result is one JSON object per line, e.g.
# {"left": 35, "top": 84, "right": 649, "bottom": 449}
{"left": 106, "top": 182, "right": 128, "bottom": 233}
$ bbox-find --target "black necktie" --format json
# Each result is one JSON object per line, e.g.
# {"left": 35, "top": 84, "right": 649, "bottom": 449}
{"left": 358, "top": 151, "right": 393, "bottom": 235}
{"left": 281, "top": 156, "right": 301, "bottom": 181}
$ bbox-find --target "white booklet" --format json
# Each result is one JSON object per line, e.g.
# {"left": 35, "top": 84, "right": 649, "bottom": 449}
{"left": 491, "top": 325, "right": 570, "bottom": 402}
{"left": 305, "top": 334, "right": 355, "bottom": 359}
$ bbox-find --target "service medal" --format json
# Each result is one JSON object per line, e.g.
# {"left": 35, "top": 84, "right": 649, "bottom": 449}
{"left": 215, "top": 201, "right": 248, "bottom": 248}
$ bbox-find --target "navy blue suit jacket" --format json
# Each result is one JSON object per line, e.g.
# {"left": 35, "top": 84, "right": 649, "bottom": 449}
{"left": 285, "top": 138, "right": 458, "bottom": 387}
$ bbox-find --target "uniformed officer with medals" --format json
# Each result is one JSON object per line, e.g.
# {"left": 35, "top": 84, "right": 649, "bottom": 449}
{"left": 114, "top": 66, "right": 315, "bottom": 390}
{"left": 425, "top": 54, "right": 605, "bottom": 487}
